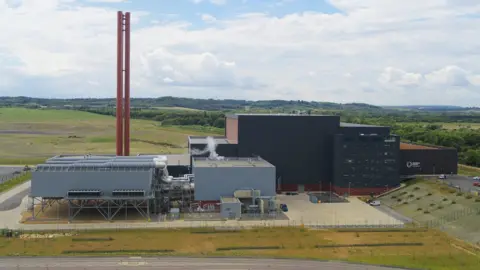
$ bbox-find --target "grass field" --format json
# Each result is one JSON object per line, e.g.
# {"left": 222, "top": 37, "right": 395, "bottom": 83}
{"left": 153, "top": 106, "right": 202, "bottom": 111}
{"left": 379, "top": 180, "right": 480, "bottom": 245}
{"left": 1, "top": 228, "right": 479, "bottom": 270}
{"left": 0, "top": 108, "right": 220, "bottom": 164}
{"left": 458, "top": 164, "right": 480, "bottom": 176}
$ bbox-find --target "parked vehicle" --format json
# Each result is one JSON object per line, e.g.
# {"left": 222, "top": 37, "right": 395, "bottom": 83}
{"left": 438, "top": 174, "right": 447, "bottom": 179}
{"left": 280, "top": 204, "right": 288, "bottom": 212}
{"left": 473, "top": 182, "right": 480, "bottom": 187}
{"left": 369, "top": 200, "right": 381, "bottom": 206}
{"left": 473, "top": 176, "right": 480, "bottom": 181}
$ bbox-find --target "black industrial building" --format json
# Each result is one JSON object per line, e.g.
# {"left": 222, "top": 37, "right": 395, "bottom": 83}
{"left": 399, "top": 143, "right": 458, "bottom": 176}
{"left": 188, "top": 114, "right": 458, "bottom": 195}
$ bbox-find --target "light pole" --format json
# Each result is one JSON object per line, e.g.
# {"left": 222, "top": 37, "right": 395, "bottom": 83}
{"left": 348, "top": 182, "right": 351, "bottom": 197}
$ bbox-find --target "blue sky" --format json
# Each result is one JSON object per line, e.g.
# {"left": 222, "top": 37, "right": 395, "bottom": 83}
{"left": 0, "top": 0, "right": 479, "bottom": 105}
{"left": 83, "top": 0, "right": 341, "bottom": 28}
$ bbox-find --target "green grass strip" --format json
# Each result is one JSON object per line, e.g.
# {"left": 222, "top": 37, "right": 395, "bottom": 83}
{"left": 0, "top": 172, "right": 31, "bottom": 193}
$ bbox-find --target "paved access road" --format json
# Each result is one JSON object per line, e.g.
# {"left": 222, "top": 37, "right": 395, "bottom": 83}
{"left": 425, "top": 175, "right": 479, "bottom": 193}
{"left": 0, "top": 257, "right": 410, "bottom": 270}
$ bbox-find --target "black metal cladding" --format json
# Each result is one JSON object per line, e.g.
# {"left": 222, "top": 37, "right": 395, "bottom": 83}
{"left": 237, "top": 115, "right": 340, "bottom": 187}
{"left": 167, "top": 165, "right": 191, "bottom": 177}
{"left": 189, "top": 143, "right": 238, "bottom": 157}
{"left": 400, "top": 149, "right": 458, "bottom": 175}
{"left": 333, "top": 134, "right": 400, "bottom": 189}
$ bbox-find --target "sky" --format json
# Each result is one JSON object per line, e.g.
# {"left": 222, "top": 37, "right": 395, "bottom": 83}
{"left": 0, "top": 0, "right": 479, "bottom": 106}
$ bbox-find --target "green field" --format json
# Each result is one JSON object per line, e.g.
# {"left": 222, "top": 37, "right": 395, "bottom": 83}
{"left": 1, "top": 228, "right": 479, "bottom": 270}
{"left": 379, "top": 180, "right": 480, "bottom": 245}
{"left": 440, "top": 122, "right": 480, "bottom": 130}
{"left": 0, "top": 108, "right": 220, "bottom": 164}
{"left": 459, "top": 164, "right": 480, "bottom": 176}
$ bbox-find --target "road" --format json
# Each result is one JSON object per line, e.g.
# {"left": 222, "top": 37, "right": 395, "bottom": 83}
{"left": 0, "top": 188, "right": 29, "bottom": 210}
{"left": 0, "top": 257, "right": 411, "bottom": 270}
{"left": 424, "top": 175, "right": 478, "bottom": 193}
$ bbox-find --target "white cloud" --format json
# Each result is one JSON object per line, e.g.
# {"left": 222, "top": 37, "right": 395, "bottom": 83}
{"left": 424, "top": 65, "right": 471, "bottom": 86}
{"left": 0, "top": 0, "right": 479, "bottom": 105}
{"left": 378, "top": 67, "right": 423, "bottom": 87}
{"left": 201, "top": 14, "right": 217, "bottom": 23}
{"left": 85, "top": 0, "right": 127, "bottom": 3}
{"left": 192, "top": 0, "right": 226, "bottom": 5}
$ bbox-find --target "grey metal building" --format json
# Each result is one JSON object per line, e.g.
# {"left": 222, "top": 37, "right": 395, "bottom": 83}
{"left": 220, "top": 196, "right": 242, "bottom": 219}
{"left": 30, "top": 155, "right": 175, "bottom": 221}
{"left": 192, "top": 157, "right": 276, "bottom": 201}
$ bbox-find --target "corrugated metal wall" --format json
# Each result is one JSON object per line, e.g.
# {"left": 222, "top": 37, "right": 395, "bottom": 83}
{"left": 237, "top": 115, "right": 340, "bottom": 188}
{"left": 333, "top": 134, "right": 400, "bottom": 193}
{"left": 31, "top": 170, "right": 154, "bottom": 197}
{"left": 400, "top": 149, "right": 458, "bottom": 175}
{"left": 193, "top": 166, "right": 276, "bottom": 201}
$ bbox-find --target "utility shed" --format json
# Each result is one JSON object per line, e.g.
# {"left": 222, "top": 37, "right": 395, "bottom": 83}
{"left": 220, "top": 196, "right": 242, "bottom": 219}
{"left": 192, "top": 157, "right": 276, "bottom": 201}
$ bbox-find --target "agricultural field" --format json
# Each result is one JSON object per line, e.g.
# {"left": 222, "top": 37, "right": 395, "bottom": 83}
{"left": 440, "top": 122, "right": 480, "bottom": 130}
{"left": 458, "top": 164, "right": 480, "bottom": 177}
{"left": 0, "top": 108, "right": 220, "bottom": 164}
{"left": 379, "top": 180, "right": 480, "bottom": 245}
{"left": 1, "top": 228, "right": 479, "bottom": 270}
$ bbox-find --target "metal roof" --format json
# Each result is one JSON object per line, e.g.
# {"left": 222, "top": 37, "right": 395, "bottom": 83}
{"left": 193, "top": 157, "right": 274, "bottom": 168}
{"left": 340, "top": 122, "right": 387, "bottom": 128}
{"left": 189, "top": 136, "right": 230, "bottom": 145}
{"left": 220, "top": 196, "right": 241, "bottom": 203}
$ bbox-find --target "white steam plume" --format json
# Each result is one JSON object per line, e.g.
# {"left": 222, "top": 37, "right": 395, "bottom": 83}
{"left": 191, "top": 136, "right": 224, "bottom": 160}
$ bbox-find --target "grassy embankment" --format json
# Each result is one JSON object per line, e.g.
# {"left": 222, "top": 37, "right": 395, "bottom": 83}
{"left": 1, "top": 228, "right": 479, "bottom": 270}
{"left": 458, "top": 164, "right": 480, "bottom": 176}
{"left": 379, "top": 179, "right": 480, "bottom": 245}
{"left": 0, "top": 172, "right": 31, "bottom": 193}
{"left": 0, "top": 108, "right": 221, "bottom": 165}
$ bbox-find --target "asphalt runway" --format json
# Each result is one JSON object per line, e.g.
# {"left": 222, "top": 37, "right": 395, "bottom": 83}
{"left": 0, "top": 257, "right": 409, "bottom": 270}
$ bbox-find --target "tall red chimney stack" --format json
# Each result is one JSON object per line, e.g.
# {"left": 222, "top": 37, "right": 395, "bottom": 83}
{"left": 124, "top": 12, "right": 131, "bottom": 156}
{"left": 116, "top": 11, "right": 131, "bottom": 156}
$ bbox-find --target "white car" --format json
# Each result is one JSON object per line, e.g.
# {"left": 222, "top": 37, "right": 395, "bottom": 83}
{"left": 438, "top": 174, "right": 447, "bottom": 179}
{"left": 369, "top": 200, "right": 381, "bottom": 206}
{"left": 473, "top": 176, "right": 480, "bottom": 181}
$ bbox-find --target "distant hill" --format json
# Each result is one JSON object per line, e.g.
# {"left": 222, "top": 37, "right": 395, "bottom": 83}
{"left": 384, "top": 105, "right": 480, "bottom": 112}
{"left": 0, "top": 96, "right": 382, "bottom": 112}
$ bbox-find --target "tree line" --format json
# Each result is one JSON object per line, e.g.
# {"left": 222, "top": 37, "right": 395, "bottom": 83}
{"left": 79, "top": 107, "right": 226, "bottom": 128}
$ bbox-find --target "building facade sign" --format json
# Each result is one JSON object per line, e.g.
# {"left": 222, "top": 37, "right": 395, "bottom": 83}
{"left": 406, "top": 161, "right": 421, "bottom": 168}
